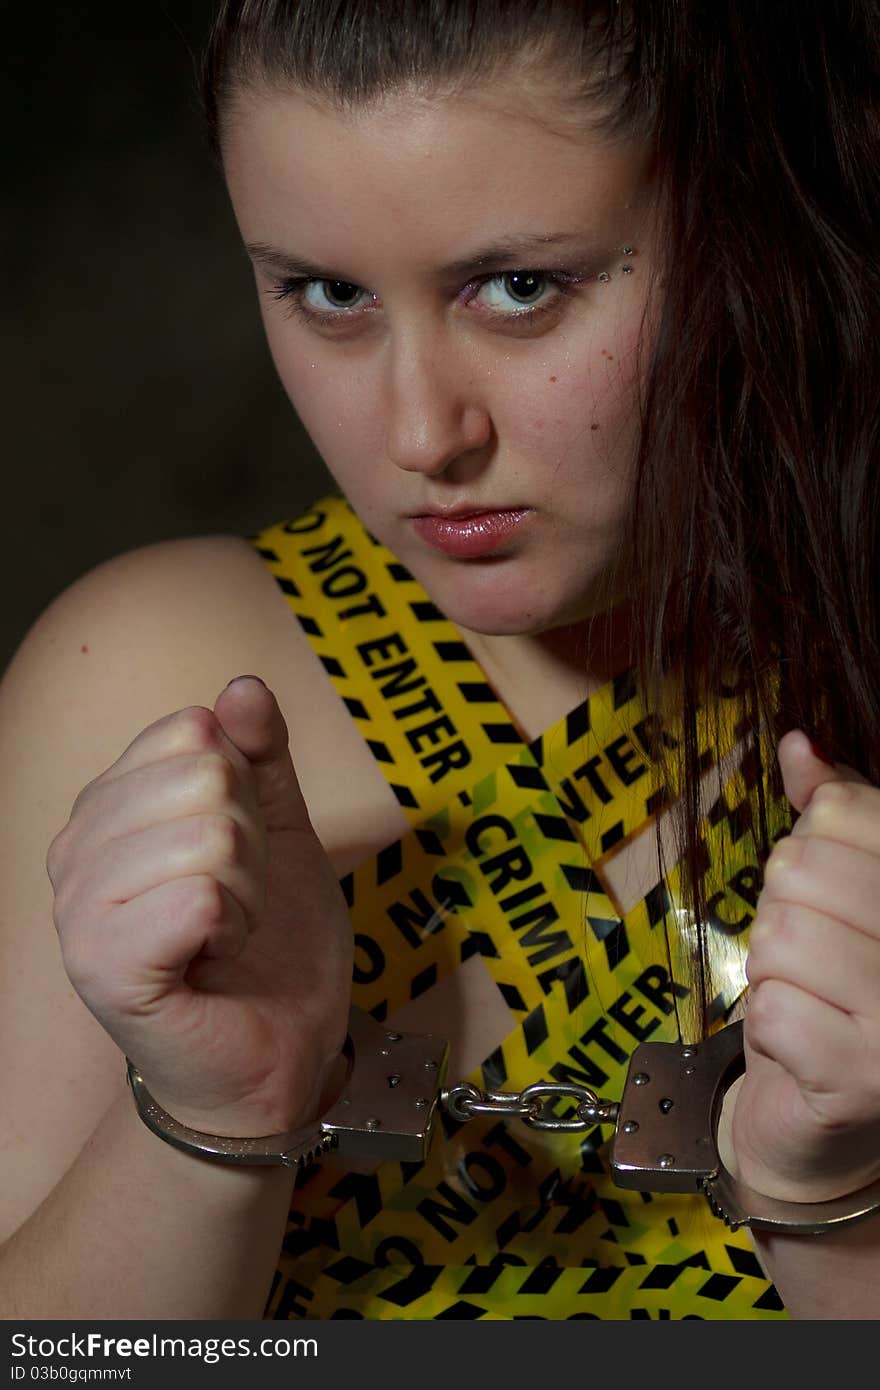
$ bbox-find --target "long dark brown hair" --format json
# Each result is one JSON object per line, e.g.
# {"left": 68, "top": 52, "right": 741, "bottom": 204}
{"left": 200, "top": 1, "right": 880, "bottom": 1033}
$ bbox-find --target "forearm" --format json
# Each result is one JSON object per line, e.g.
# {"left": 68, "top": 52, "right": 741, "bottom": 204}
{"left": 753, "top": 1217, "right": 880, "bottom": 1319}
{"left": 718, "top": 1076, "right": 880, "bottom": 1319}
{"left": 0, "top": 1090, "right": 294, "bottom": 1320}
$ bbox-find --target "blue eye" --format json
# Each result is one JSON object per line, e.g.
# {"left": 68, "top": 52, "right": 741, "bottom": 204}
{"left": 478, "top": 272, "right": 552, "bottom": 310}
{"left": 302, "top": 280, "right": 373, "bottom": 312}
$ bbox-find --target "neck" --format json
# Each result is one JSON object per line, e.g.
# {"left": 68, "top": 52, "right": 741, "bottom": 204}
{"left": 458, "top": 604, "right": 637, "bottom": 741}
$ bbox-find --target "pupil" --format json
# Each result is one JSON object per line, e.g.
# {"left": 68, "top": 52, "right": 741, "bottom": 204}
{"left": 324, "top": 280, "right": 359, "bottom": 307}
{"left": 505, "top": 271, "right": 544, "bottom": 304}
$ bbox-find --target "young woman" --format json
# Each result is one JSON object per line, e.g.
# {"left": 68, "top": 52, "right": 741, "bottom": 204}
{"left": 1, "top": 0, "right": 879, "bottom": 1320}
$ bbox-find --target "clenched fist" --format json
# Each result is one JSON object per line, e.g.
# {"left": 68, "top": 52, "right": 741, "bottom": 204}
{"left": 47, "top": 676, "right": 353, "bottom": 1139}
{"left": 735, "top": 730, "right": 880, "bottom": 1203}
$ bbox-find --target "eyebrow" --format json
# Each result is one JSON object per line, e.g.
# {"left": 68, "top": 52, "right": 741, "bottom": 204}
{"left": 245, "top": 232, "right": 599, "bottom": 283}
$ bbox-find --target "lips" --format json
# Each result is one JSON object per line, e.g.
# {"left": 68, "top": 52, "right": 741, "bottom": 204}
{"left": 410, "top": 508, "right": 531, "bottom": 559}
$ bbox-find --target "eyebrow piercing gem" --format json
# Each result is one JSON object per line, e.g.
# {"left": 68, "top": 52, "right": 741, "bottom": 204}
{"left": 598, "top": 271, "right": 611, "bottom": 282}
{"left": 621, "top": 264, "right": 634, "bottom": 274}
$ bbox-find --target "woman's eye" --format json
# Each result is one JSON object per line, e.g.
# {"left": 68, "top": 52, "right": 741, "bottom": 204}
{"left": 302, "top": 279, "right": 372, "bottom": 313}
{"left": 474, "top": 271, "right": 557, "bottom": 313}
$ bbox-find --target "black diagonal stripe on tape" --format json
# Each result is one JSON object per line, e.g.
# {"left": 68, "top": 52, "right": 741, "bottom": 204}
{"left": 327, "top": 1171, "right": 383, "bottom": 1227}
{"left": 555, "top": 957, "right": 589, "bottom": 1013}
{"left": 587, "top": 914, "right": 622, "bottom": 943}
{"left": 343, "top": 696, "right": 370, "bottom": 719}
{"left": 435, "top": 1301, "right": 486, "bottom": 1319}
{"left": 340, "top": 874, "right": 354, "bottom": 908}
{"left": 599, "top": 1196, "right": 631, "bottom": 1227}
{"left": 390, "top": 782, "right": 420, "bottom": 809}
{"left": 458, "top": 790, "right": 472, "bottom": 806}
{"left": 414, "top": 827, "right": 445, "bottom": 855}
{"left": 596, "top": 920, "right": 629, "bottom": 970}
{"left": 320, "top": 654, "right": 346, "bottom": 678}
{"left": 612, "top": 668, "right": 638, "bottom": 709}
{"left": 707, "top": 795, "right": 729, "bottom": 828}
{"left": 297, "top": 614, "right": 323, "bottom": 637}
{"left": 560, "top": 862, "right": 604, "bottom": 895}
{"left": 698, "top": 747, "right": 716, "bottom": 774}
{"left": 376, "top": 840, "right": 403, "bottom": 886}
{"left": 256, "top": 545, "right": 279, "bottom": 562}
{"left": 434, "top": 641, "right": 472, "bottom": 661}
{"left": 600, "top": 821, "right": 625, "bottom": 853}
{"left": 459, "top": 931, "right": 499, "bottom": 962}
{"left": 431, "top": 874, "right": 474, "bottom": 911}
{"left": 457, "top": 682, "right": 497, "bottom": 703}
{"left": 522, "top": 1001, "right": 549, "bottom": 1055}
{"left": 411, "top": 962, "right": 438, "bottom": 998}
{"left": 367, "top": 739, "right": 394, "bottom": 763}
{"left": 697, "top": 1273, "right": 743, "bottom": 1303}
{"left": 645, "top": 786, "right": 673, "bottom": 817}
{"left": 274, "top": 574, "right": 301, "bottom": 598}
{"left": 481, "top": 1046, "right": 507, "bottom": 1089}
{"left": 410, "top": 601, "right": 445, "bottom": 622}
{"left": 369, "top": 1000, "right": 388, "bottom": 1021}
{"left": 379, "top": 1265, "right": 443, "bottom": 1307}
{"left": 638, "top": 1256, "right": 702, "bottom": 1290}
{"left": 644, "top": 880, "right": 671, "bottom": 926}
{"left": 516, "top": 1258, "right": 563, "bottom": 1296}
{"left": 324, "top": 1255, "right": 373, "bottom": 1285}
{"left": 725, "top": 1245, "right": 765, "bottom": 1279}
{"left": 481, "top": 722, "right": 523, "bottom": 744}
{"left": 282, "top": 1217, "right": 339, "bottom": 1260}
{"left": 532, "top": 812, "right": 578, "bottom": 842}
{"left": 578, "top": 1266, "right": 623, "bottom": 1295}
{"left": 386, "top": 561, "right": 414, "bottom": 583}
{"left": 752, "top": 1284, "right": 785, "bottom": 1311}
{"left": 497, "top": 981, "right": 528, "bottom": 1011}
{"left": 507, "top": 763, "right": 549, "bottom": 790}
{"left": 566, "top": 702, "right": 591, "bottom": 745}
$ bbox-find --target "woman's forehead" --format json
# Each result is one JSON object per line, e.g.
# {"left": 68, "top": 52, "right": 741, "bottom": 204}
{"left": 223, "top": 78, "right": 654, "bottom": 270}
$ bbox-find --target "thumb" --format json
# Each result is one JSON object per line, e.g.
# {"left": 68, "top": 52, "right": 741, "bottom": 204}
{"left": 213, "top": 675, "right": 309, "bottom": 831}
{"left": 777, "top": 728, "right": 869, "bottom": 816}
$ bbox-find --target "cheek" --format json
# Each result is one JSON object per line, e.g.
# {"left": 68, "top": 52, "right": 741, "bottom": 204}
{"left": 262, "top": 320, "right": 384, "bottom": 463}
{"left": 497, "top": 333, "right": 642, "bottom": 464}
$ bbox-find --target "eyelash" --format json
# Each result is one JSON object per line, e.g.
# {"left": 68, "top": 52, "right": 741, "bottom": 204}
{"left": 263, "top": 270, "right": 584, "bottom": 332}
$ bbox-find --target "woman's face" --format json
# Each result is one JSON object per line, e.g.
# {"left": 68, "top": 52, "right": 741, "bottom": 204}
{"left": 223, "top": 69, "right": 659, "bottom": 637}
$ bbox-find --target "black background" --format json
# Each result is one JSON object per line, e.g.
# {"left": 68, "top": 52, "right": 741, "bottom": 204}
{"left": 3, "top": 1, "right": 328, "bottom": 670}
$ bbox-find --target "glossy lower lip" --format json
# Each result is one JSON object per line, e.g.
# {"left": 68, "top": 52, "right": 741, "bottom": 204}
{"left": 411, "top": 509, "right": 531, "bottom": 558}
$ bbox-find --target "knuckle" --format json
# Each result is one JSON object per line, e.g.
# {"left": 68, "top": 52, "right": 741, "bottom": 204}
{"left": 46, "top": 824, "right": 72, "bottom": 882}
{"left": 184, "top": 874, "right": 230, "bottom": 925}
{"left": 191, "top": 750, "right": 239, "bottom": 805}
{"left": 173, "top": 705, "right": 222, "bottom": 751}
{"left": 800, "top": 780, "right": 853, "bottom": 834}
{"left": 200, "top": 812, "right": 245, "bottom": 863}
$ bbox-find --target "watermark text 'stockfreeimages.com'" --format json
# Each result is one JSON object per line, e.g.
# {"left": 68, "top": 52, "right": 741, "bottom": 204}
{"left": 11, "top": 1331, "right": 316, "bottom": 1372}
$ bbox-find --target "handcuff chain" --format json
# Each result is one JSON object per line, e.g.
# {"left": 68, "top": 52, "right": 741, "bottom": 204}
{"left": 442, "top": 1080, "right": 620, "bottom": 1133}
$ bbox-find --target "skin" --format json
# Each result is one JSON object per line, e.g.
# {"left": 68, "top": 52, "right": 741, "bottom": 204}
{"left": 221, "top": 71, "right": 660, "bottom": 700}
{"left": 217, "top": 70, "right": 880, "bottom": 1311}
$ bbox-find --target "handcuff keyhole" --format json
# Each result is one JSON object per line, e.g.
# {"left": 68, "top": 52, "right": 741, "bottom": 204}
{"left": 659, "top": 1097, "right": 674, "bottom": 1114}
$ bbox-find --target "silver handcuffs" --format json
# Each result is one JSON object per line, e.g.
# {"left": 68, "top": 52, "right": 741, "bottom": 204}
{"left": 127, "top": 1008, "right": 880, "bottom": 1234}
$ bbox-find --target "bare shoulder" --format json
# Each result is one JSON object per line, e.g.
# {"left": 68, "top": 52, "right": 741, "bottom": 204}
{"left": 0, "top": 532, "right": 403, "bottom": 1243}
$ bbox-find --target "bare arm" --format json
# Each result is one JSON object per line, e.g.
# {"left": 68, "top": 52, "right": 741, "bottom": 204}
{"left": 0, "top": 537, "right": 349, "bottom": 1319}
{"left": 0, "top": 1094, "right": 295, "bottom": 1320}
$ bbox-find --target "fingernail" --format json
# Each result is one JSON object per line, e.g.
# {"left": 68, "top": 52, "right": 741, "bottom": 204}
{"left": 224, "top": 674, "right": 267, "bottom": 691}
{"left": 808, "top": 737, "right": 835, "bottom": 767}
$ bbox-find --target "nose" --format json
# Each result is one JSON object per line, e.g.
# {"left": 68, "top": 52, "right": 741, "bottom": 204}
{"left": 383, "top": 332, "right": 492, "bottom": 476}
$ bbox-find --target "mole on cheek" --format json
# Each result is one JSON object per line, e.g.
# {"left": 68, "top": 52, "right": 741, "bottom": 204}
{"left": 548, "top": 375, "right": 557, "bottom": 383}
